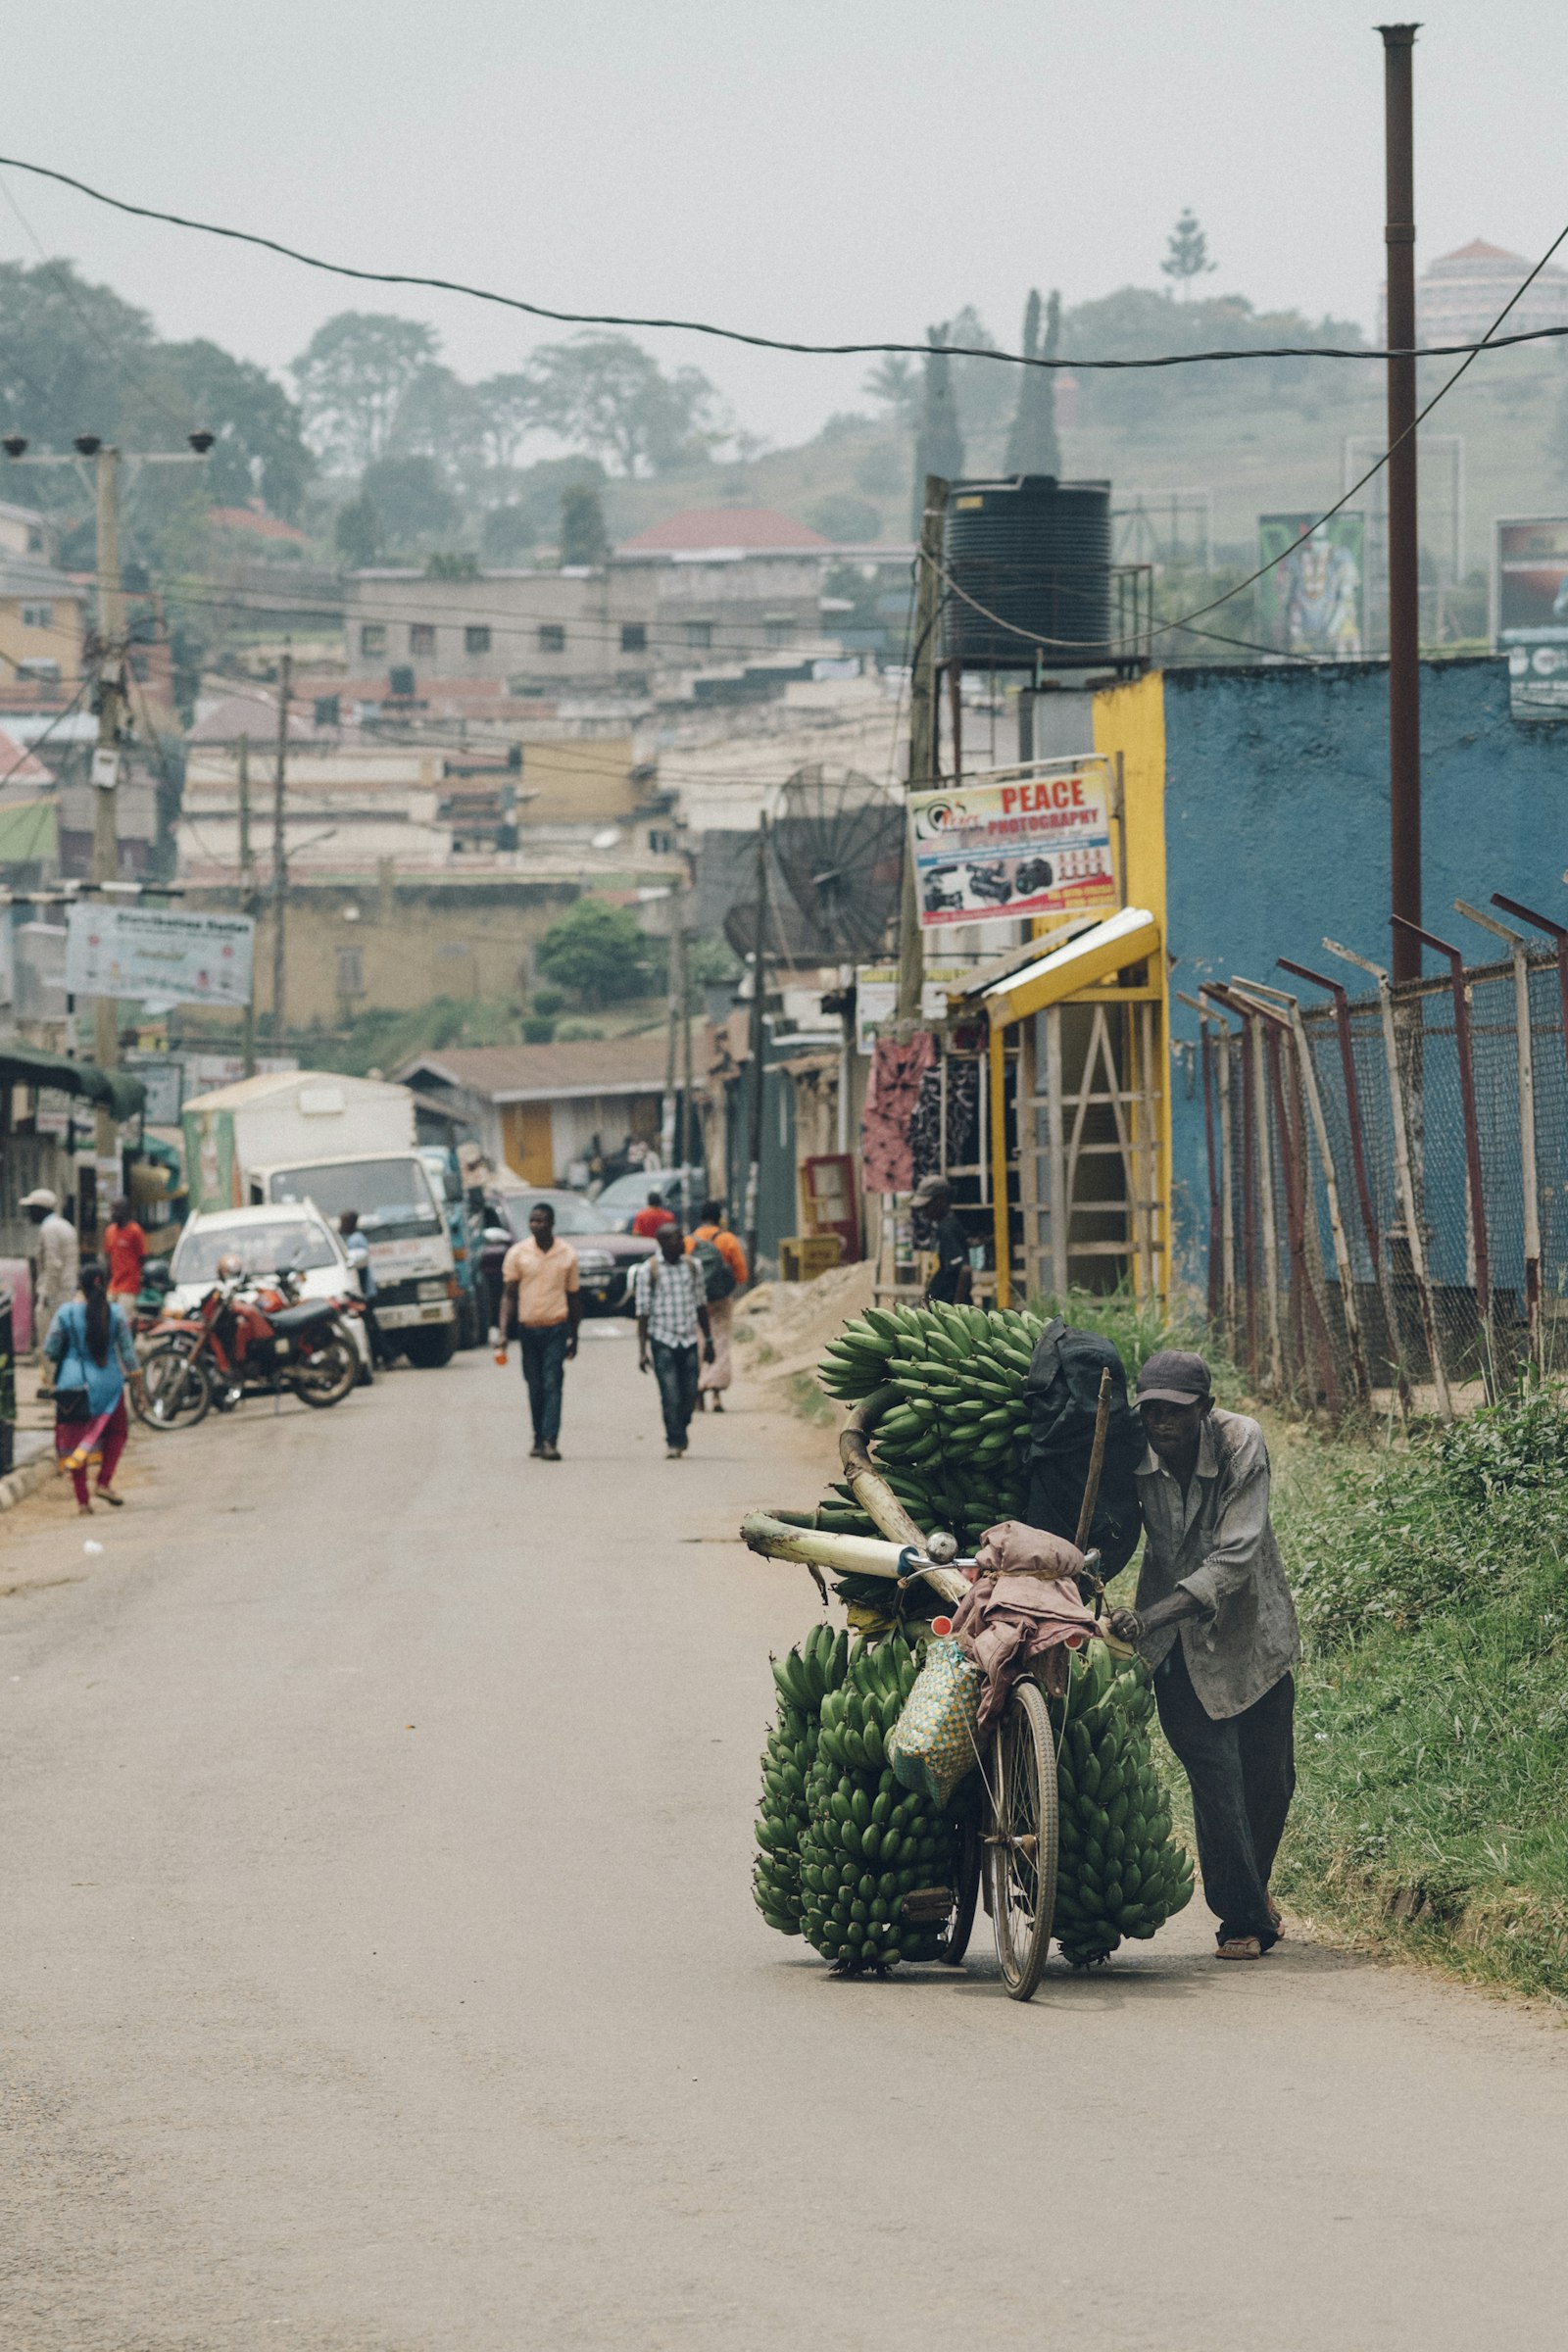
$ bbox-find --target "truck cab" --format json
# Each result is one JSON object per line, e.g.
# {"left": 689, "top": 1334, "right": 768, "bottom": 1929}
{"left": 253, "top": 1151, "right": 459, "bottom": 1366}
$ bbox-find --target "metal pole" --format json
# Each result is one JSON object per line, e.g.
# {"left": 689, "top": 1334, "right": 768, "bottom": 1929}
{"left": 1176, "top": 992, "right": 1223, "bottom": 1328}
{"left": 237, "top": 733, "right": 257, "bottom": 1077}
{"left": 898, "top": 476, "right": 948, "bottom": 1022}
{"left": 1455, "top": 901, "right": 1542, "bottom": 1370}
{"left": 744, "top": 814, "right": 768, "bottom": 1280}
{"left": 1250, "top": 1009, "right": 1285, "bottom": 1393}
{"left": 271, "top": 649, "right": 292, "bottom": 1047}
{"left": 1380, "top": 23, "right": 1422, "bottom": 982}
{"left": 1325, "top": 937, "right": 1451, "bottom": 1419}
{"left": 679, "top": 898, "right": 696, "bottom": 1182}
{"left": 91, "top": 446, "right": 124, "bottom": 1168}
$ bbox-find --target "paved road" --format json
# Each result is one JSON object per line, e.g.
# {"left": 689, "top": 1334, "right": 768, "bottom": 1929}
{"left": 2, "top": 1331, "right": 1565, "bottom": 2350}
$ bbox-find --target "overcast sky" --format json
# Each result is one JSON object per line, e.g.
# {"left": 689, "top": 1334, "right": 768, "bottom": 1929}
{"left": 4, "top": 1, "right": 1565, "bottom": 453}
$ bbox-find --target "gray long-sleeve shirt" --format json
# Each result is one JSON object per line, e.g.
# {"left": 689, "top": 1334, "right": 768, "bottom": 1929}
{"left": 1132, "top": 1406, "right": 1300, "bottom": 1720}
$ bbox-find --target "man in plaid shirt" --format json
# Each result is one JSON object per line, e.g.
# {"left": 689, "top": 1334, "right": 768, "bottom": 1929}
{"left": 632, "top": 1223, "right": 714, "bottom": 1457}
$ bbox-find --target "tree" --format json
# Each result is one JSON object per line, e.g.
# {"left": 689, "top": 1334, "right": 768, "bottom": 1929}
{"left": 559, "top": 483, "right": 611, "bottom": 566}
{"left": 911, "top": 323, "right": 964, "bottom": 533}
{"left": 387, "top": 362, "right": 485, "bottom": 482}
{"left": 862, "top": 353, "right": 919, "bottom": 423}
{"left": 948, "top": 305, "right": 1010, "bottom": 445}
{"left": 473, "top": 372, "right": 540, "bottom": 472}
{"left": 808, "top": 492, "right": 880, "bottom": 543}
{"left": 1004, "top": 289, "right": 1062, "bottom": 477}
{"left": 358, "top": 454, "right": 460, "bottom": 550}
{"left": 162, "top": 338, "right": 312, "bottom": 519}
{"left": 534, "top": 899, "right": 654, "bottom": 1007}
{"left": 528, "top": 333, "right": 721, "bottom": 475}
{"left": 291, "top": 312, "right": 439, "bottom": 468}
{"left": 480, "top": 504, "right": 535, "bottom": 562}
{"left": 1161, "top": 210, "right": 1216, "bottom": 299}
{"left": 334, "top": 492, "right": 382, "bottom": 568}
{"left": 0, "top": 258, "right": 159, "bottom": 454}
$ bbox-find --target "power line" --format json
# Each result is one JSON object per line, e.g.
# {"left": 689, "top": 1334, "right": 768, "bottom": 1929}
{"left": 6, "top": 150, "right": 1568, "bottom": 377}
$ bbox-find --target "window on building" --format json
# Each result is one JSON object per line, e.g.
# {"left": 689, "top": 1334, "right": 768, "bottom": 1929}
{"left": 410, "top": 622, "right": 435, "bottom": 656}
{"left": 620, "top": 621, "right": 648, "bottom": 654}
{"left": 647, "top": 828, "right": 676, "bottom": 855}
{"left": 360, "top": 623, "right": 386, "bottom": 657}
{"left": 685, "top": 620, "right": 712, "bottom": 651}
{"left": 315, "top": 695, "right": 341, "bottom": 728}
{"left": 764, "top": 618, "right": 795, "bottom": 646}
{"left": 465, "top": 624, "right": 492, "bottom": 655}
{"left": 18, "top": 658, "right": 59, "bottom": 683}
{"left": 21, "top": 603, "right": 52, "bottom": 629}
{"left": 25, "top": 526, "right": 42, "bottom": 553}
{"left": 336, "top": 946, "right": 364, "bottom": 1000}
{"left": 538, "top": 623, "right": 565, "bottom": 654}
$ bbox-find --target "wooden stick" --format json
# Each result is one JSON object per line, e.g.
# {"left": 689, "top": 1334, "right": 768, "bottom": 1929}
{"left": 1074, "top": 1366, "right": 1113, "bottom": 1551}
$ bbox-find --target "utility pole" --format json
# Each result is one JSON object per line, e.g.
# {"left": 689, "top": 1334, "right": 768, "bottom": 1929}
{"left": 1381, "top": 23, "right": 1421, "bottom": 982}
{"left": 898, "top": 474, "right": 948, "bottom": 1021}
{"left": 744, "top": 814, "right": 769, "bottom": 1280}
{"left": 89, "top": 446, "right": 124, "bottom": 1164}
{"left": 677, "top": 893, "right": 696, "bottom": 1176}
{"left": 237, "top": 733, "right": 256, "bottom": 1076}
{"left": 271, "top": 650, "right": 292, "bottom": 1046}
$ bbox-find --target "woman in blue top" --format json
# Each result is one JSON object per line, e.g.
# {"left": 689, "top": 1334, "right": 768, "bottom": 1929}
{"left": 45, "top": 1258, "right": 139, "bottom": 1514}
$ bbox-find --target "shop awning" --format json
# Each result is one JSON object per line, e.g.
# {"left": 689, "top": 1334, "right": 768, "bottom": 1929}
{"left": 978, "top": 906, "right": 1161, "bottom": 1030}
{"left": 0, "top": 1040, "right": 146, "bottom": 1120}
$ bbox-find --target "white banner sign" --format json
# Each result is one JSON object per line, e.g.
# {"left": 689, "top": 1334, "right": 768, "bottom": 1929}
{"left": 66, "top": 905, "right": 255, "bottom": 1009}
{"left": 909, "top": 759, "right": 1119, "bottom": 931}
{"left": 853, "top": 964, "right": 973, "bottom": 1054}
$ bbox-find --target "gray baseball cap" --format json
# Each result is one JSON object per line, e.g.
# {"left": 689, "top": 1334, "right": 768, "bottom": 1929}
{"left": 1135, "top": 1348, "right": 1212, "bottom": 1404}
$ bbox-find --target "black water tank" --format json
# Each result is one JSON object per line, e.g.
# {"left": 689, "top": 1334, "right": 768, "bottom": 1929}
{"left": 942, "top": 475, "right": 1112, "bottom": 669}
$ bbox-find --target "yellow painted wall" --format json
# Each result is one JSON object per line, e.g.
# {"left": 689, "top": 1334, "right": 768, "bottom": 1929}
{"left": 1092, "top": 669, "right": 1167, "bottom": 924}
{"left": 0, "top": 592, "right": 83, "bottom": 685}
{"left": 520, "top": 738, "right": 639, "bottom": 824}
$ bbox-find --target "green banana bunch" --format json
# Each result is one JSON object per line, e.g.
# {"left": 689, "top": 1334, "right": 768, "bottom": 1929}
{"left": 1050, "top": 1643, "right": 1195, "bottom": 1965}
{"left": 814, "top": 1300, "right": 1043, "bottom": 1551}
{"left": 753, "top": 1622, "right": 850, "bottom": 1934}
{"left": 796, "top": 1631, "right": 956, "bottom": 1972}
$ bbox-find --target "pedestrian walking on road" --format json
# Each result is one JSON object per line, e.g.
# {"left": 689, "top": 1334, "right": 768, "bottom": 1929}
{"left": 22, "top": 1187, "right": 79, "bottom": 1391}
{"left": 498, "top": 1200, "right": 581, "bottom": 1460}
{"left": 685, "top": 1200, "right": 746, "bottom": 1413}
{"left": 45, "top": 1258, "right": 139, "bottom": 1515}
{"left": 632, "top": 1223, "right": 713, "bottom": 1457}
{"left": 631, "top": 1189, "right": 676, "bottom": 1239}
{"left": 104, "top": 1196, "right": 147, "bottom": 1309}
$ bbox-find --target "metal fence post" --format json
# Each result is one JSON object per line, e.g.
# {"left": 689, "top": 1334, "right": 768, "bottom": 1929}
{"left": 1455, "top": 901, "right": 1542, "bottom": 1372}
{"left": 1393, "top": 914, "right": 1494, "bottom": 1391}
{"left": 1324, "top": 939, "right": 1452, "bottom": 1421}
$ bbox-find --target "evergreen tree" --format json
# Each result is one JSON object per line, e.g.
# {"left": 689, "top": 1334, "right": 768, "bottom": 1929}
{"left": 1160, "top": 210, "right": 1216, "bottom": 298}
{"left": 560, "top": 483, "right": 611, "bottom": 566}
{"left": 911, "top": 323, "right": 964, "bottom": 533}
{"left": 1004, "top": 289, "right": 1063, "bottom": 477}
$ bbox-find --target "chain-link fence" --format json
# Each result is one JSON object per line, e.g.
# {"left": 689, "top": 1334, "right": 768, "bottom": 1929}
{"left": 1190, "top": 906, "right": 1568, "bottom": 1416}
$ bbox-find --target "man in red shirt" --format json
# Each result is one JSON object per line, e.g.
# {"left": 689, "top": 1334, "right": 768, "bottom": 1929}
{"left": 104, "top": 1196, "right": 147, "bottom": 1306}
{"left": 630, "top": 1190, "right": 676, "bottom": 1239}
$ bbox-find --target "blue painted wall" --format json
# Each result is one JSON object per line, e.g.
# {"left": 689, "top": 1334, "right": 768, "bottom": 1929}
{"left": 1160, "top": 657, "right": 1568, "bottom": 1276}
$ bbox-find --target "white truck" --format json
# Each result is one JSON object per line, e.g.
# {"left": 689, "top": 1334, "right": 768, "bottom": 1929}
{"left": 181, "top": 1071, "right": 460, "bottom": 1367}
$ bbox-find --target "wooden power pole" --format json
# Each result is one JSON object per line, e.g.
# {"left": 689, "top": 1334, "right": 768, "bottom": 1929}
{"left": 237, "top": 732, "right": 256, "bottom": 1076}
{"left": 744, "top": 814, "right": 769, "bottom": 1279}
{"left": 271, "top": 651, "right": 292, "bottom": 1045}
{"left": 1381, "top": 23, "right": 1421, "bottom": 983}
{"left": 90, "top": 446, "right": 124, "bottom": 1163}
{"left": 898, "top": 474, "right": 949, "bottom": 1021}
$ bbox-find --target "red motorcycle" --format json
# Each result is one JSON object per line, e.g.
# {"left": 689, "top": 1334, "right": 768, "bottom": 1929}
{"left": 135, "top": 1260, "right": 360, "bottom": 1429}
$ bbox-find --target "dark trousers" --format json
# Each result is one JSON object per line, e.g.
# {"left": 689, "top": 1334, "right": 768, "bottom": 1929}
{"left": 519, "top": 1322, "right": 568, "bottom": 1446}
{"left": 1154, "top": 1642, "right": 1296, "bottom": 1948}
{"left": 651, "top": 1339, "right": 700, "bottom": 1449}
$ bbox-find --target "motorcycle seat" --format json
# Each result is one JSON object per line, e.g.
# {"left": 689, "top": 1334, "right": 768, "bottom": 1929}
{"left": 270, "top": 1298, "right": 336, "bottom": 1335}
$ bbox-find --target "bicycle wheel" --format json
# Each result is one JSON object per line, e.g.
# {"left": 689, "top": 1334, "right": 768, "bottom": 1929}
{"left": 936, "top": 1815, "right": 982, "bottom": 1966}
{"left": 984, "top": 1680, "right": 1058, "bottom": 2002}
{"left": 135, "top": 1341, "right": 212, "bottom": 1430}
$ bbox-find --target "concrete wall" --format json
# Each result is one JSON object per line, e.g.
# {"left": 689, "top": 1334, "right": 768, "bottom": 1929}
{"left": 1157, "top": 656, "right": 1568, "bottom": 1277}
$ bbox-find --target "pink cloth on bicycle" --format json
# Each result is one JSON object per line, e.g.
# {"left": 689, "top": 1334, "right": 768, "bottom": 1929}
{"left": 950, "top": 1570, "right": 1099, "bottom": 1733}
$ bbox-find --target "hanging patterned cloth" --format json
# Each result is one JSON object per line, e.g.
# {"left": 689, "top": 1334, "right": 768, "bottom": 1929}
{"left": 860, "top": 1031, "right": 936, "bottom": 1194}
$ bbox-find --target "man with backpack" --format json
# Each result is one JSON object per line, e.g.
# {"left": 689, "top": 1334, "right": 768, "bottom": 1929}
{"left": 684, "top": 1199, "right": 747, "bottom": 1413}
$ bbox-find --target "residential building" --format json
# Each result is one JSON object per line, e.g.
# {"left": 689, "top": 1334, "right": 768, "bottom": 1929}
{"left": 1413, "top": 240, "right": 1568, "bottom": 347}
{"left": 396, "top": 1034, "right": 697, "bottom": 1186}
{"left": 0, "top": 552, "right": 85, "bottom": 697}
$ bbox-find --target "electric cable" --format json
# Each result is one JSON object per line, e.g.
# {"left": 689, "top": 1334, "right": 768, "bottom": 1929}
{"left": 6, "top": 150, "right": 1568, "bottom": 375}
{"left": 0, "top": 678, "right": 88, "bottom": 786}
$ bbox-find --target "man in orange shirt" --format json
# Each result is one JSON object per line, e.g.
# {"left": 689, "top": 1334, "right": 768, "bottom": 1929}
{"left": 104, "top": 1195, "right": 147, "bottom": 1307}
{"left": 497, "top": 1200, "right": 581, "bottom": 1460}
{"left": 685, "top": 1200, "right": 747, "bottom": 1413}
{"left": 630, "top": 1190, "right": 676, "bottom": 1239}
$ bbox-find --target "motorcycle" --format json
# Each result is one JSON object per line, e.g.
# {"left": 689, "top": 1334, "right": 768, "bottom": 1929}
{"left": 134, "top": 1265, "right": 360, "bottom": 1429}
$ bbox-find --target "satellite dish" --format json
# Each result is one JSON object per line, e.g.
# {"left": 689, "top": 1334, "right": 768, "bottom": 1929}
{"left": 769, "top": 763, "right": 905, "bottom": 960}
{"left": 592, "top": 827, "right": 621, "bottom": 850}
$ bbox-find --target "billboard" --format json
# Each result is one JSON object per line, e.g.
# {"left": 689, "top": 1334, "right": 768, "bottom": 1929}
{"left": 1256, "top": 514, "right": 1365, "bottom": 659}
{"left": 909, "top": 760, "right": 1119, "bottom": 932}
{"left": 1494, "top": 516, "right": 1568, "bottom": 707}
{"left": 65, "top": 905, "right": 255, "bottom": 1009}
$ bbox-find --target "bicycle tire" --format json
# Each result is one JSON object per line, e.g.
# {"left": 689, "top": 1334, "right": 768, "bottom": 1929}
{"left": 984, "top": 1680, "right": 1059, "bottom": 2002}
{"left": 135, "top": 1341, "right": 212, "bottom": 1430}
{"left": 936, "top": 1815, "right": 982, "bottom": 1966}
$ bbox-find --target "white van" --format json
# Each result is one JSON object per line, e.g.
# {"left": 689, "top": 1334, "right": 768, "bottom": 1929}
{"left": 255, "top": 1151, "right": 458, "bottom": 1367}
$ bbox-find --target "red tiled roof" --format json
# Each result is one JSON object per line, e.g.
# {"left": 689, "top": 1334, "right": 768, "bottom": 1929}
{"left": 208, "top": 507, "right": 309, "bottom": 545}
{"left": 1433, "top": 239, "right": 1528, "bottom": 266}
{"left": 617, "top": 507, "right": 830, "bottom": 554}
{"left": 0, "top": 725, "right": 54, "bottom": 785}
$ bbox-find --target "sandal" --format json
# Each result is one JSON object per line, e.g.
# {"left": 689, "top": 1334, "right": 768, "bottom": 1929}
{"left": 97, "top": 1488, "right": 125, "bottom": 1507}
{"left": 1215, "top": 1936, "right": 1264, "bottom": 1960}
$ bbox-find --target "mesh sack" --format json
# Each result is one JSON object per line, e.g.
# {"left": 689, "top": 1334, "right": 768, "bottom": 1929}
{"left": 886, "top": 1635, "right": 982, "bottom": 1807}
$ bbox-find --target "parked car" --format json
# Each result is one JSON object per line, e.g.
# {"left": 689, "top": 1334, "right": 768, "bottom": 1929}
{"left": 163, "top": 1203, "right": 373, "bottom": 1377}
{"left": 589, "top": 1164, "right": 710, "bottom": 1232}
{"left": 477, "top": 1186, "right": 658, "bottom": 1324}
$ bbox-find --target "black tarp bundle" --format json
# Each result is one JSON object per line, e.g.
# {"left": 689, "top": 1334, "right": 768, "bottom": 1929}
{"left": 1022, "top": 1316, "right": 1145, "bottom": 1577}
